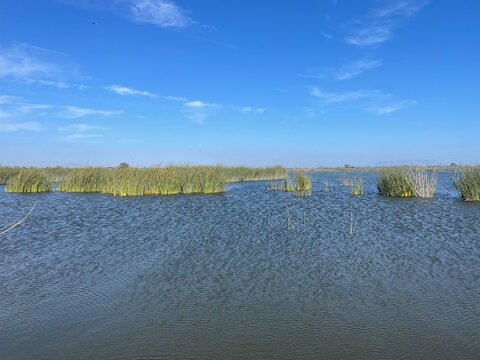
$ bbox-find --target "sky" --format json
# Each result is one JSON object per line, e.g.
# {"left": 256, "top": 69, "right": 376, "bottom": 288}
{"left": 0, "top": 0, "right": 479, "bottom": 167}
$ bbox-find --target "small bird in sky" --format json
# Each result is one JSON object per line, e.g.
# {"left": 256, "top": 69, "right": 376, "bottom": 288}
{"left": 92, "top": 22, "right": 97, "bottom": 25}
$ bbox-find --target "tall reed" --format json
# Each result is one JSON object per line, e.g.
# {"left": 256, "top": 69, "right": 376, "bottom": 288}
{"left": 410, "top": 168, "right": 437, "bottom": 198}
{"left": 58, "top": 167, "right": 109, "bottom": 193}
{"left": 101, "top": 166, "right": 227, "bottom": 196}
{"left": 225, "top": 166, "right": 287, "bottom": 182}
{"left": 454, "top": 167, "right": 480, "bottom": 201}
{"left": 0, "top": 167, "right": 21, "bottom": 184}
{"left": 377, "top": 168, "right": 414, "bottom": 197}
{"left": 340, "top": 176, "right": 353, "bottom": 187}
{"left": 6, "top": 169, "right": 52, "bottom": 193}
{"left": 294, "top": 172, "right": 312, "bottom": 192}
{"left": 351, "top": 178, "right": 363, "bottom": 195}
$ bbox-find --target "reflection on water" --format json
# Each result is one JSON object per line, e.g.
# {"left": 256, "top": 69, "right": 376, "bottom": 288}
{"left": 0, "top": 172, "right": 479, "bottom": 359}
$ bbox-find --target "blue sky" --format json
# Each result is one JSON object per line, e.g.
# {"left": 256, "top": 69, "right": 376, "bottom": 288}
{"left": 0, "top": 0, "right": 479, "bottom": 167}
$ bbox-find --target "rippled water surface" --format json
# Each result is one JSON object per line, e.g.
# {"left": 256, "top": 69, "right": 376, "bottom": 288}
{"left": 1, "top": 172, "right": 479, "bottom": 359}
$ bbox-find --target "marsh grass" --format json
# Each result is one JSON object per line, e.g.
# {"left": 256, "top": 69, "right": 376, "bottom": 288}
{"left": 101, "top": 166, "right": 227, "bottom": 196}
{"left": 294, "top": 172, "right": 312, "bottom": 192}
{"left": 340, "top": 176, "right": 354, "bottom": 187}
{"left": 267, "top": 182, "right": 283, "bottom": 191}
{"left": 282, "top": 177, "right": 296, "bottom": 192}
{"left": 226, "top": 166, "right": 287, "bottom": 182}
{"left": 58, "top": 167, "right": 108, "bottom": 193}
{"left": 351, "top": 178, "right": 363, "bottom": 195}
{"left": 6, "top": 169, "right": 52, "bottom": 193}
{"left": 0, "top": 167, "right": 22, "bottom": 185}
{"left": 4, "top": 165, "right": 286, "bottom": 196}
{"left": 377, "top": 168, "right": 414, "bottom": 197}
{"left": 268, "top": 172, "right": 311, "bottom": 196}
{"left": 410, "top": 168, "right": 437, "bottom": 198}
{"left": 454, "top": 167, "right": 480, "bottom": 201}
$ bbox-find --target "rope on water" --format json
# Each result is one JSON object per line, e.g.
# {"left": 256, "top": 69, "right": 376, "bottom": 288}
{"left": 0, "top": 200, "right": 38, "bottom": 236}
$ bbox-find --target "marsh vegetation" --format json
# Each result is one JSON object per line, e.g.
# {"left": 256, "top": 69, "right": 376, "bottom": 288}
{"left": 5, "top": 169, "right": 52, "bottom": 193}
{"left": 454, "top": 166, "right": 480, "bottom": 201}
{"left": 2, "top": 165, "right": 287, "bottom": 196}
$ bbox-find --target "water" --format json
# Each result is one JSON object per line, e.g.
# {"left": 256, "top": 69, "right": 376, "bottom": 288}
{"left": 1, "top": 172, "right": 479, "bottom": 359}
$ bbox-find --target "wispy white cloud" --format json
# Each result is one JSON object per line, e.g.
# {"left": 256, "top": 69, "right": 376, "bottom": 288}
{"left": 373, "top": 0, "right": 430, "bottom": 18}
{"left": 59, "top": 106, "right": 123, "bottom": 119}
{"left": 0, "top": 95, "right": 54, "bottom": 118}
{"left": 0, "top": 95, "right": 22, "bottom": 104}
{"left": 36, "top": 79, "right": 89, "bottom": 90}
{"left": 371, "top": 100, "right": 415, "bottom": 114}
{"left": 310, "top": 87, "right": 414, "bottom": 114}
{"left": 183, "top": 100, "right": 220, "bottom": 124}
{"left": 61, "top": 0, "right": 196, "bottom": 29}
{"left": 346, "top": 27, "right": 392, "bottom": 46}
{"left": 164, "top": 95, "right": 188, "bottom": 102}
{"left": 62, "top": 133, "right": 103, "bottom": 141}
{"left": 334, "top": 59, "right": 383, "bottom": 80}
{"left": 17, "top": 103, "right": 54, "bottom": 113}
{"left": 0, "top": 110, "right": 11, "bottom": 118}
{"left": 59, "top": 123, "right": 106, "bottom": 142}
{"left": 302, "top": 59, "right": 382, "bottom": 80}
{"left": 128, "top": 0, "right": 193, "bottom": 28}
{"left": 60, "top": 123, "right": 106, "bottom": 133}
{"left": 233, "top": 106, "right": 265, "bottom": 114}
{"left": 185, "top": 100, "right": 221, "bottom": 108}
{"left": 0, "top": 43, "right": 58, "bottom": 79}
{"left": 0, "top": 43, "right": 90, "bottom": 91}
{"left": 38, "top": 80, "right": 71, "bottom": 89}
{"left": 0, "top": 95, "right": 122, "bottom": 126}
{"left": 0, "top": 122, "right": 42, "bottom": 132}
{"left": 310, "top": 87, "right": 386, "bottom": 104}
{"left": 164, "top": 96, "right": 221, "bottom": 124}
{"left": 166, "top": 95, "right": 265, "bottom": 123}
{"left": 106, "top": 84, "right": 158, "bottom": 98}
{"left": 322, "top": 33, "right": 333, "bottom": 40}
{"left": 345, "top": 0, "right": 431, "bottom": 46}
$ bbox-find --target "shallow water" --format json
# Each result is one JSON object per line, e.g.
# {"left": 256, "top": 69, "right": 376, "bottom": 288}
{"left": 1, "top": 172, "right": 479, "bottom": 359}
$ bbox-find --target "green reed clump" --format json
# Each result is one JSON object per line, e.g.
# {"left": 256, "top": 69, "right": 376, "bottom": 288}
{"left": 454, "top": 167, "right": 480, "bottom": 201}
{"left": 6, "top": 169, "right": 52, "bottom": 193}
{"left": 0, "top": 167, "right": 22, "bottom": 184}
{"left": 267, "top": 182, "right": 283, "bottom": 191}
{"left": 295, "top": 172, "right": 312, "bottom": 192}
{"left": 103, "top": 165, "right": 227, "bottom": 196}
{"left": 282, "top": 176, "right": 295, "bottom": 192}
{"left": 58, "top": 167, "right": 109, "bottom": 193}
{"left": 226, "top": 166, "right": 287, "bottom": 182}
{"left": 351, "top": 177, "right": 363, "bottom": 195}
{"left": 294, "top": 172, "right": 312, "bottom": 197}
{"left": 43, "top": 167, "right": 71, "bottom": 183}
{"left": 377, "top": 168, "right": 414, "bottom": 197}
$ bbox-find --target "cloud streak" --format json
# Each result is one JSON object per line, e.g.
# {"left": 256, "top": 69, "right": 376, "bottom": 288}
{"left": 59, "top": 106, "right": 123, "bottom": 119}
{"left": 185, "top": 100, "right": 221, "bottom": 108}
{"left": 233, "top": 106, "right": 266, "bottom": 114}
{"left": 0, "top": 122, "right": 42, "bottom": 132}
{"left": 371, "top": 100, "right": 415, "bottom": 114}
{"left": 0, "top": 95, "right": 123, "bottom": 120}
{"left": 310, "top": 87, "right": 385, "bottom": 104}
{"left": 0, "top": 43, "right": 58, "bottom": 79}
{"left": 302, "top": 59, "right": 382, "bottom": 80}
{"left": 165, "top": 96, "right": 221, "bottom": 124}
{"left": 107, "top": 85, "right": 158, "bottom": 98}
{"left": 345, "top": 0, "right": 431, "bottom": 46}
{"left": 310, "top": 87, "right": 414, "bottom": 114}
{"left": 59, "top": 123, "right": 106, "bottom": 142}
{"left": 129, "top": 0, "right": 193, "bottom": 28}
